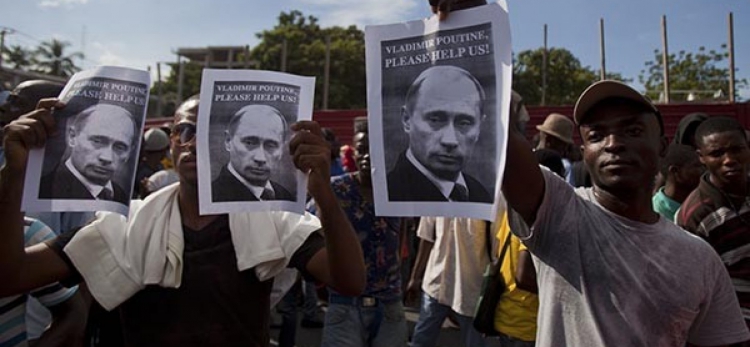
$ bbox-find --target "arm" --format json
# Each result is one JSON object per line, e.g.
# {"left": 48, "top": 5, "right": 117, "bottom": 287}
{"left": 31, "top": 291, "right": 88, "bottom": 347}
{"left": 405, "top": 239, "right": 434, "bottom": 305}
{"left": 0, "top": 98, "right": 73, "bottom": 296}
{"left": 514, "top": 250, "right": 538, "bottom": 293}
{"left": 289, "top": 121, "right": 366, "bottom": 296}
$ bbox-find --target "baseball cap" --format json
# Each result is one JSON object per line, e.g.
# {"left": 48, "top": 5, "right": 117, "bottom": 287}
{"left": 573, "top": 80, "right": 663, "bottom": 134}
{"left": 143, "top": 128, "right": 170, "bottom": 151}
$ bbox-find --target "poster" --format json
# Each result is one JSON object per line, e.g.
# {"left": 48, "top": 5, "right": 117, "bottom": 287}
{"left": 22, "top": 66, "right": 150, "bottom": 217}
{"left": 365, "top": 1, "right": 512, "bottom": 220}
{"left": 197, "top": 69, "right": 315, "bottom": 215}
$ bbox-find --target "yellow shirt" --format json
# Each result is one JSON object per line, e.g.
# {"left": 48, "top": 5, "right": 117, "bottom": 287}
{"left": 493, "top": 211, "right": 539, "bottom": 342}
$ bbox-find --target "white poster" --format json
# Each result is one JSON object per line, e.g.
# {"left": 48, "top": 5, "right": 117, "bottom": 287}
{"left": 197, "top": 69, "right": 315, "bottom": 215}
{"left": 365, "top": 1, "right": 512, "bottom": 221}
{"left": 22, "top": 66, "right": 150, "bottom": 217}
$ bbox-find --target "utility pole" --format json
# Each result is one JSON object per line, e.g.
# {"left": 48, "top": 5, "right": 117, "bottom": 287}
{"left": 280, "top": 39, "right": 288, "bottom": 72}
{"left": 599, "top": 18, "right": 606, "bottom": 80}
{"left": 661, "top": 15, "right": 671, "bottom": 103}
{"left": 156, "top": 62, "right": 163, "bottom": 116}
{"left": 323, "top": 36, "right": 331, "bottom": 110}
{"left": 541, "top": 24, "right": 548, "bottom": 106}
{"left": 0, "top": 29, "right": 8, "bottom": 69}
{"left": 728, "top": 12, "right": 736, "bottom": 103}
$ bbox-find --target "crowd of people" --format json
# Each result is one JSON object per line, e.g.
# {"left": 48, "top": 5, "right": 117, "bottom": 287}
{"left": 1, "top": 1, "right": 750, "bottom": 347}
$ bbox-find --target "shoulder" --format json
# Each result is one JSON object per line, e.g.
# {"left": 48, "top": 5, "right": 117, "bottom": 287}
{"left": 270, "top": 181, "right": 294, "bottom": 200}
{"left": 23, "top": 217, "right": 56, "bottom": 245}
{"left": 462, "top": 172, "right": 492, "bottom": 202}
{"left": 676, "top": 181, "right": 715, "bottom": 232}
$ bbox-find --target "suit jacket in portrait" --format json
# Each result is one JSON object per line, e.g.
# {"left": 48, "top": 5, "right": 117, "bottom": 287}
{"left": 212, "top": 165, "right": 294, "bottom": 202}
{"left": 386, "top": 152, "right": 492, "bottom": 203}
{"left": 39, "top": 163, "right": 129, "bottom": 204}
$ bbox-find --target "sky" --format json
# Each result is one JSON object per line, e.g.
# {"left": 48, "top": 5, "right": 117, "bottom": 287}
{"left": 2, "top": 0, "right": 749, "bottom": 99}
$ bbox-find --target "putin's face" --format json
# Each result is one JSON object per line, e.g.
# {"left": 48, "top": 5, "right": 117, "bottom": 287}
{"left": 403, "top": 69, "right": 483, "bottom": 181}
{"left": 225, "top": 106, "right": 285, "bottom": 187}
{"left": 68, "top": 105, "right": 135, "bottom": 185}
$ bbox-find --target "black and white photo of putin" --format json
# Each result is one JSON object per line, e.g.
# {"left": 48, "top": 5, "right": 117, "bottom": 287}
{"left": 212, "top": 104, "right": 294, "bottom": 202}
{"left": 387, "top": 65, "right": 492, "bottom": 203}
{"left": 39, "top": 103, "right": 137, "bottom": 204}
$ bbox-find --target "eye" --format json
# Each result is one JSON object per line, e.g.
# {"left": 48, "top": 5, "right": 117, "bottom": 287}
{"left": 90, "top": 136, "right": 107, "bottom": 146}
{"left": 264, "top": 140, "right": 280, "bottom": 151}
{"left": 242, "top": 137, "right": 260, "bottom": 147}
{"left": 113, "top": 143, "right": 129, "bottom": 153}
{"left": 625, "top": 126, "right": 644, "bottom": 137}
{"left": 586, "top": 131, "right": 603, "bottom": 143}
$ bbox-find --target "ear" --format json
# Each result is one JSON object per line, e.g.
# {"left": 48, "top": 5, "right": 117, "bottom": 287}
{"left": 67, "top": 126, "right": 77, "bottom": 147}
{"left": 696, "top": 149, "right": 707, "bottom": 165}
{"left": 401, "top": 106, "right": 411, "bottom": 133}
{"left": 658, "top": 135, "right": 668, "bottom": 158}
{"left": 224, "top": 130, "right": 232, "bottom": 152}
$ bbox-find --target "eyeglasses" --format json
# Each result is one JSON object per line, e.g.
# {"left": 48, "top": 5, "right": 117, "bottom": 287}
{"left": 172, "top": 122, "right": 196, "bottom": 146}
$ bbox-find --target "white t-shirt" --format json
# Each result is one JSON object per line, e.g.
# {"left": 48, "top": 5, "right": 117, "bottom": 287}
{"left": 417, "top": 216, "right": 492, "bottom": 316}
{"left": 516, "top": 169, "right": 750, "bottom": 346}
{"left": 146, "top": 169, "right": 179, "bottom": 193}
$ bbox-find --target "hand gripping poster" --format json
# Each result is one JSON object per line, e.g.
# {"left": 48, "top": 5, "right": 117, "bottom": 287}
{"left": 365, "top": 1, "right": 512, "bottom": 220}
{"left": 197, "top": 69, "right": 315, "bottom": 215}
{"left": 22, "top": 66, "right": 150, "bottom": 217}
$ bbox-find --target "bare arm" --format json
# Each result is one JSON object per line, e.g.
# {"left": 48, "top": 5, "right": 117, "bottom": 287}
{"left": 0, "top": 99, "right": 73, "bottom": 296}
{"left": 514, "top": 250, "right": 538, "bottom": 293}
{"left": 405, "top": 238, "right": 434, "bottom": 305}
{"left": 31, "top": 291, "right": 88, "bottom": 347}
{"left": 289, "top": 121, "right": 366, "bottom": 296}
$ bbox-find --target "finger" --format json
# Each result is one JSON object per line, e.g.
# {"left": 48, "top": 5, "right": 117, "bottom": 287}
{"left": 35, "top": 98, "right": 65, "bottom": 111}
{"left": 289, "top": 130, "right": 327, "bottom": 155}
{"left": 290, "top": 120, "right": 323, "bottom": 137}
{"left": 293, "top": 153, "right": 328, "bottom": 173}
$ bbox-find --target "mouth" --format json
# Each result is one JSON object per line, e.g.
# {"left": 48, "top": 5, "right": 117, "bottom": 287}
{"left": 247, "top": 167, "right": 269, "bottom": 175}
{"left": 601, "top": 159, "right": 635, "bottom": 169}
{"left": 434, "top": 154, "right": 461, "bottom": 165}
{"left": 723, "top": 169, "right": 744, "bottom": 177}
{"left": 91, "top": 166, "right": 113, "bottom": 175}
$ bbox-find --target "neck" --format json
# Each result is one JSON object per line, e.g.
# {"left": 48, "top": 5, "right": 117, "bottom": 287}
{"left": 178, "top": 181, "right": 217, "bottom": 230}
{"left": 356, "top": 172, "right": 373, "bottom": 203}
{"left": 663, "top": 181, "right": 690, "bottom": 203}
{"left": 710, "top": 174, "right": 748, "bottom": 197}
{"left": 593, "top": 185, "right": 659, "bottom": 224}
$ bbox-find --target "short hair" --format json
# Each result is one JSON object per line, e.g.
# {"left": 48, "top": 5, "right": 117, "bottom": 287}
{"left": 403, "top": 66, "right": 486, "bottom": 116}
{"left": 226, "top": 104, "right": 288, "bottom": 140}
{"left": 660, "top": 144, "right": 699, "bottom": 177}
{"left": 534, "top": 149, "right": 565, "bottom": 178}
{"left": 694, "top": 116, "right": 746, "bottom": 148}
{"left": 353, "top": 116, "right": 368, "bottom": 134}
{"left": 70, "top": 104, "right": 138, "bottom": 145}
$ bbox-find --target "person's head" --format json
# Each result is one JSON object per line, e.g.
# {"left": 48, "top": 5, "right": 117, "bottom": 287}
{"left": 673, "top": 112, "right": 708, "bottom": 148}
{"left": 224, "top": 104, "right": 287, "bottom": 187}
{"left": 142, "top": 127, "right": 170, "bottom": 166}
{"left": 67, "top": 104, "right": 138, "bottom": 185}
{"left": 429, "top": 0, "right": 487, "bottom": 15}
{"left": 322, "top": 127, "right": 340, "bottom": 160}
{"left": 0, "top": 80, "right": 64, "bottom": 126}
{"left": 573, "top": 80, "right": 667, "bottom": 196}
{"left": 534, "top": 148, "right": 565, "bottom": 178}
{"left": 694, "top": 116, "right": 750, "bottom": 192}
{"left": 352, "top": 116, "right": 370, "bottom": 182}
{"left": 661, "top": 144, "right": 704, "bottom": 197}
{"left": 536, "top": 113, "right": 574, "bottom": 155}
{"left": 170, "top": 96, "right": 200, "bottom": 185}
{"left": 401, "top": 65, "right": 486, "bottom": 181}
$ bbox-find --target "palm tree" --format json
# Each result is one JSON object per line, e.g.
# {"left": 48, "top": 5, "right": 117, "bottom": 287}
{"left": 2, "top": 45, "right": 33, "bottom": 70}
{"left": 33, "top": 39, "right": 83, "bottom": 77}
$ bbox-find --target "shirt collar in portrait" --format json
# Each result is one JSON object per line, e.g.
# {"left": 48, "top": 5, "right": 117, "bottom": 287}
{"left": 227, "top": 163, "right": 275, "bottom": 201}
{"left": 406, "top": 149, "right": 468, "bottom": 201}
{"left": 65, "top": 158, "right": 114, "bottom": 199}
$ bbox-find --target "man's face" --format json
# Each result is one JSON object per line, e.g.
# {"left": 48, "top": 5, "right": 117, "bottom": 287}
{"left": 353, "top": 131, "right": 370, "bottom": 182}
{"left": 579, "top": 103, "right": 666, "bottom": 194}
{"left": 403, "top": 73, "right": 483, "bottom": 181}
{"left": 673, "top": 157, "right": 705, "bottom": 191}
{"left": 0, "top": 89, "right": 39, "bottom": 125}
{"left": 538, "top": 132, "right": 568, "bottom": 155}
{"left": 697, "top": 130, "right": 750, "bottom": 191}
{"left": 225, "top": 108, "right": 285, "bottom": 187}
{"left": 68, "top": 106, "right": 135, "bottom": 185}
{"left": 170, "top": 100, "right": 199, "bottom": 186}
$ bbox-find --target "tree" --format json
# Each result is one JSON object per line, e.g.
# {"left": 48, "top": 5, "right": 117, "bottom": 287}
{"left": 33, "top": 39, "right": 83, "bottom": 77}
{"left": 639, "top": 45, "right": 747, "bottom": 102}
{"left": 251, "top": 11, "right": 366, "bottom": 109}
{"left": 2, "top": 45, "right": 33, "bottom": 70}
{"left": 513, "top": 47, "right": 627, "bottom": 106}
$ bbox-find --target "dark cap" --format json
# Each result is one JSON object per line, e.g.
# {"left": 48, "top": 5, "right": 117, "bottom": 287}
{"left": 573, "top": 80, "right": 663, "bottom": 134}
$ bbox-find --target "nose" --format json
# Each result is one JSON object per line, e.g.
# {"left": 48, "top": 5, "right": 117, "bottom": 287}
{"left": 439, "top": 124, "right": 459, "bottom": 148}
{"left": 98, "top": 146, "right": 114, "bottom": 164}
{"left": 722, "top": 151, "right": 740, "bottom": 168}
{"left": 603, "top": 133, "right": 625, "bottom": 153}
{"left": 251, "top": 148, "right": 267, "bottom": 164}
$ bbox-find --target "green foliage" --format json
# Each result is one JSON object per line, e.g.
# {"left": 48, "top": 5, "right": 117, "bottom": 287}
{"left": 32, "top": 39, "right": 83, "bottom": 77}
{"left": 512, "top": 47, "right": 628, "bottom": 106}
{"left": 639, "top": 45, "right": 747, "bottom": 101}
{"left": 251, "top": 11, "right": 366, "bottom": 109}
{"left": 1, "top": 45, "right": 34, "bottom": 70}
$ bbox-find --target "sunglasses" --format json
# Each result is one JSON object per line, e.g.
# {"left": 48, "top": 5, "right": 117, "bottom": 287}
{"left": 172, "top": 122, "right": 196, "bottom": 146}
